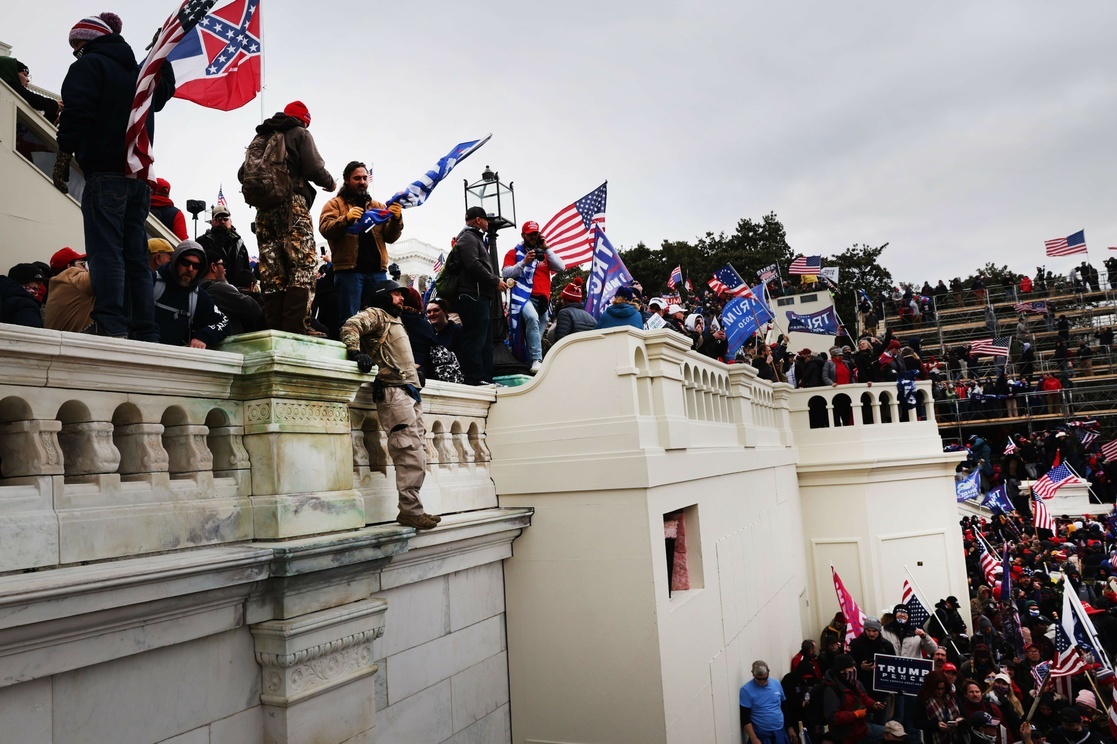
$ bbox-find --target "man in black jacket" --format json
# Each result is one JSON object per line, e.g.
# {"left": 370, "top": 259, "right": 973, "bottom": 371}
{"left": 153, "top": 241, "right": 230, "bottom": 348}
{"left": 198, "top": 248, "right": 264, "bottom": 336}
{"left": 57, "top": 12, "right": 176, "bottom": 341}
{"left": 454, "top": 207, "right": 507, "bottom": 385}
{"left": 197, "top": 206, "right": 253, "bottom": 290}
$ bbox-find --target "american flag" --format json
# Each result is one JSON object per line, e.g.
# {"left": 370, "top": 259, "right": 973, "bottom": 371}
{"left": 432, "top": 252, "right": 444, "bottom": 275}
{"left": 831, "top": 565, "right": 865, "bottom": 649}
{"left": 125, "top": 0, "right": 219, "bottom": 180}
{"left": 969, "top": 337, "right": 1010, "bottom": 357}
{"left": 1102, "top": 440, "right": 1117, "bottom": 462}
{"left": 1045, "top": 230, "right": 1088, "bottom": 257}
{"left": 217, "top": 185, "right": 227, "bottom": 207}
{"left": 1033, "top": 463, "right": 1079, "bottom": 500}
{"left": 976, "top": 535, "right": 999, "bottom": 586}
{"left": 1075, "top": 428, "right": 1099, "bottom": 447}
{"left": 1051, "top": 585, "right": 1088, "bottom": 677}
{"left": 1014, "top": 300, "right": 1047, "bottom": 314}
{"left": 707, "top": 264, "right": 755, "bottom": 299}
{"left": 668, "top": 265, "right": 682, "bottom": 290}
{"left": 789, "top": 255, "right": 822, "bottom": 275}
{"left": 1005, "top": 437, "right": 1018, "bottom": 455}
{"left": 1031, "top": 661, "right": 1051, "bottom": 692}
{"left": 540, "top": 182, "right": 607, "bottom": 268}
{"left": 901, "top": 579, "right": 932, "bottom": 629}
{"left": 1034, "top": 495, "right": 1055, "bottom": 532}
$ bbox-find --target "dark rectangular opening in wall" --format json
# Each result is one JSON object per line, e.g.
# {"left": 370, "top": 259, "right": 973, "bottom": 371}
{"left": 777, "top": 298, "right": 795, "bottom": 307}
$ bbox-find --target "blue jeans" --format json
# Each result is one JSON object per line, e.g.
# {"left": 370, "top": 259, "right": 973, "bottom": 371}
{"left": 82, "top": 173, "right": 156, "bottom": 340}
{"left": 521, "top": 298, "right": 549, "bottom": 362}
{"left": 457, "top": 293, "right": 493, "bottom": 385}
{"left": 754, "top": 730, "right": 790, "bottom": 744}
{"left": 334, "top": 269, "right": 389, "bottom": 321}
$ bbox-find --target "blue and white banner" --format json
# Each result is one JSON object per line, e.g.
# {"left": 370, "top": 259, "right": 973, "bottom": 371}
{"left": 507, "top": 242, "right": 538, "bottom": 363}
{"left": 981, "top": 484, "right": 1015, "bottom": 514}
{"left": 722, "top": 288, "right": 774, "bottom": 356}
{"left": 585, "top": 228, "right": 634, "bottom": 319}
{"left": 349, "top": 134, "right": 492, "bottom": 233}
{"left": 955, "top": 468, "right": 981, "bottom": 503}
{"left": 785, "top": 307, "right": 840, "bottom": 335}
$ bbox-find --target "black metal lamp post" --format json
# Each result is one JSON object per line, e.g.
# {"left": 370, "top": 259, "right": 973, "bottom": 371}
{"left": 463, "top": 167, "right": 527, "bottom": 376}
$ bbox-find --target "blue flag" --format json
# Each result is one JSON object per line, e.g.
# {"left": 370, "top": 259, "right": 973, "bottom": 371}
{"left": 955, "top": 468, "right": 981, "bottom": 502}
{"left": 585, "top": 228, "right": 634, "bottom": 319}
{"left": 981, "top": 484, "right": 1014, "bottom": 514}
{"left": 348, "top": 134, "right": 492, "bottom": 233}
{"left": 721, "top": 288, "right": 774, "bottom": 356}
{"left": 785, "top": 307, "right": 840, "bottom": 335}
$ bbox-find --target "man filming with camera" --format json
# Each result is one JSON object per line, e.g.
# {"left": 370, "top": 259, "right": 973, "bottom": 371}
{"left": 501, "top": 221, "right": 564, "bottom": 373}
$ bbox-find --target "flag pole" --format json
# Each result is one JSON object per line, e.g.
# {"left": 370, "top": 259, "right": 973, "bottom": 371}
{"left": 903, "top": 564, "right": 965, "bottom": 661}
{"left": 258, "top": 0, "right": 266, "bottom": 121}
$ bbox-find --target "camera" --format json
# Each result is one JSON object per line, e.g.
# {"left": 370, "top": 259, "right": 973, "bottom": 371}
{"left": 534, "top": 247, "right": 545, "bottom": 261}
{"left": 185, "top": 199, "right": 206, "bottom": 217}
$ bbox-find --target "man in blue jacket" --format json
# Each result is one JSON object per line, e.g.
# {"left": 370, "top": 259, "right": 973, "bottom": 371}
{"left": 57, "top": 12, "right": 176, "bottom": 341}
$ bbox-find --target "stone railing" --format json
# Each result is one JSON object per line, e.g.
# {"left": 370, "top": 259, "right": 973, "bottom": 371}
{"left": 0, "top": 326, "right": 498, "bottom": 573}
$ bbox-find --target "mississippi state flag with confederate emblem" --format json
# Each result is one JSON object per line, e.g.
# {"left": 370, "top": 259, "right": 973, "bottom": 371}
{"left": 168, "top": 0, "right": 263, "bottom": 111}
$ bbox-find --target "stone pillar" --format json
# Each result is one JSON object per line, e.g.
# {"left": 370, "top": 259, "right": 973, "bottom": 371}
{"left": 57, "top": 421, "right": 120, "bottom": 477}
{"left": 207, "top": 425, "right": 251, "bottom": 477}
{"left": 162, "top": 424, "right": 213, "bottom": 477}
{"left": 251, "top": 598, "right": 387, "bottom": 744}
{"left": 114, "top": 423, "right": 169, "bottom": 477}
{"left": 222, "top": 332, "right": 369, "bottom": 539}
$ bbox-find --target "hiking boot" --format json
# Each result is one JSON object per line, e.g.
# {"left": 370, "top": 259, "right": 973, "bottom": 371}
{"left": 397, "top": 512, "right": 438, "bottom": 530}
{"left": 428, "top": 513, "right": 442, "bottom": 524}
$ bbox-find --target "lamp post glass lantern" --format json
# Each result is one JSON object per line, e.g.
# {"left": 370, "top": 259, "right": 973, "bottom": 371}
{"left": 463, "top": 166, "right": 515, "bottom": 233}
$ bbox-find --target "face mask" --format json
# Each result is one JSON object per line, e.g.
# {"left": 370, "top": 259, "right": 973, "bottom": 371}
{"left": 842, "top": 668, "right": 856, "bottom": 682}
{"left": 24, "top": 283, "right": 46, "bottom": 302}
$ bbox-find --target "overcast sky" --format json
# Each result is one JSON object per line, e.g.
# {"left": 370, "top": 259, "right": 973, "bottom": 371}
{"left": 8, "top": 1, "right": 1117, "bottom": 284}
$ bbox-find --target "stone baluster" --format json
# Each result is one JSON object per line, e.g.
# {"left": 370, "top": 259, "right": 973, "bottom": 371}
{"left": 57, "top": 421, "right": 121, "bottom": 477}
{"left": 432, "top": 423, "right": 455, "bottom": 468}
{"left": 162, "top": 424, "right": 213, "bottom": 477}
{"left": 0, "top": 419, "right": 65, "bottom": 478}
{"left": 453, "top": 425, "right": 475, "bottom": 466}
{"left": 208, "top": 425, "right": 251, "bottom": 476}
{"left": 114, "top": 423, "right": 170, "bottom": 476}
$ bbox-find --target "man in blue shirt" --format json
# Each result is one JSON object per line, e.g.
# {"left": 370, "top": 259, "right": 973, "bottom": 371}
{"left": 740, "top": 660, "right": 798, "bottom": 744}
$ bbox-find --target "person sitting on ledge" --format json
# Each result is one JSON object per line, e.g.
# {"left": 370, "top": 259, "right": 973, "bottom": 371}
{"left": 152, "top": 241, "right": 229, "bottom": 349}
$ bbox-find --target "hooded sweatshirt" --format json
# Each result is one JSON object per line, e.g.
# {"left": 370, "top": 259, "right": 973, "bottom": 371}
{"left": 594, "top": 302, "right": 643, "bottom": 331}
{"left": 153, "top": 242, "right": 229, "bottom": 347}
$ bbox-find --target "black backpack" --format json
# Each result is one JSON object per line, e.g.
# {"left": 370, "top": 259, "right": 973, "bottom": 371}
{"left": 433, "top": 246, "right": 463, "bottom": 312}
{"left": 240, "top": 131, "right": 291, "bottom": 209}
{"left": 802, "top": 680, "right": 831, "bottom": 730}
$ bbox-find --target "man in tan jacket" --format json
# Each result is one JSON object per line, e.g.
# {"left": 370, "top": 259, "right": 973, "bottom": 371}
{"left": 341, "top": 279, "right": 439, "bottom": 531}
{"left": 44, "top": 247, "right": 94, "bottom": 333}
{"left": 319, "top": 161, "right": 403, "bottom": 323}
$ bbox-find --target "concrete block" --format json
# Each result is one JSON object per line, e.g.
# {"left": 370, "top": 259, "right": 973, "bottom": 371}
{"left": 210, "top": 706, "right": 263, "bottom": 744}
{"left": 52, "top": 629, "right": 259, "bottom": 744}
{"left": 387, "top": 616, "right": 502, "bottom": 704}
{"left": 262, "top": 672, "right": 375, "bottom": 744}
{"left": 450, "top": 652, "right": 509, "bottom": 734}
{"left": 441, "top": 704, "right": 510, "bottom": 744}
{"left": 448, "top": 563, "right": 505, "bottom": 632}
{"left": 0, "top": 677, "right": 51, "bottom": 743}
{"left": 375, "top": 679, "right": 452, "bottom": 744}
{"left": 376, "top": 575, "right": 449, "bottom": 657}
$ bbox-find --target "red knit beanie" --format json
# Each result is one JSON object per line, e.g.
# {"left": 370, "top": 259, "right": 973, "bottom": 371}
{"left": 560, "top": 277, "right": 584, "bottom": 303}
{"left": 283, "top": 100, "right": 311, "bottom": 127}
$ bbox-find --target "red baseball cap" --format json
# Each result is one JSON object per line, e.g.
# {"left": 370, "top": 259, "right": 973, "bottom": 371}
{"left": 521, "top": 220, "right": 540, "bottom": 236}
{"left": 942, "top": 663, "right": 958, "bottom": 672}
{"left": 50, "top": 247, "right": 86, "bottom": 274}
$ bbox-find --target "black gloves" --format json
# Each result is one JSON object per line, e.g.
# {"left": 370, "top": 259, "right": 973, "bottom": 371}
{"left": 347, "top": 349, "right": 374, "bottom": 374}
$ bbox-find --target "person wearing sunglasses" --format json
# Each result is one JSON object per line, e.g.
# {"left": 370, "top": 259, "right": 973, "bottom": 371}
{"left": 151, "top": 241, "right": 230, "bottom": 349}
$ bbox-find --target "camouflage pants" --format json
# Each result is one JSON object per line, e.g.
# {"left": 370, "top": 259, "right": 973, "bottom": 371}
{"left": 256, "top": 194, "right": 317, "bottom": 294}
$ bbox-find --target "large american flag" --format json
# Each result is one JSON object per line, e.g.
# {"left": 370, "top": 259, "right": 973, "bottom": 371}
{"left": 708, "top": 263, "right": 755, "bottom": 299}
{"left": 1033, "top": 463, "right": 1079, "bottom": 500}
{"left": 1034, "top": 495, "right": 1055, "bottom": 532}
{"left": 901, "top": 579, "right": 932, "bottom": 629}
{"left": 125, "top": 0, "right": 219, "bottom": 180}
{"left": 789, "top": 255, "right": 822, "bottom": 275}
{"left": 969, "top": 337, "right": 1010, "bottom": 357}
{"left": 1045, "top": 230, "right": 1088, "bottom": 257}
{"left": 1051, "top": 586, "right": 1088, "bottom": 678}
{"left": 540, "top": 183, "right": 607, "bottom": 268}
{"left": 831, "top": 565, "right": 865, "bottom": 649}
{"left": 976, "top": 535, "right": 999, "bottom": 586}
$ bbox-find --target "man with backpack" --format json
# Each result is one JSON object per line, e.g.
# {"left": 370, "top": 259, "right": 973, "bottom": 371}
{"left": 152, "top": 241, "right": 230, "bottom": 348}
{"left": 239, "top": 101, "right": 335, "bottom": 336}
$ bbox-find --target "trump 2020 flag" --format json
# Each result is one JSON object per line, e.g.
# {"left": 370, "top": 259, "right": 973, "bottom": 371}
{"left": 831, "top": 565, "right": 865, "bottom": 649}
{"left": 785, "top": 307, "right": 840, "bottom": 335}
{"left": 981, "top": 483, "right": 1014, "bottom": 514}
{"left": 721, "top": 289, "right": 774, "bottom": 357}
{"left": 585, "top": 228, "right": 634, "bottom": 319}
{"left": 167, "top": 0, "right": 262, "bottom": 111}
{"left": 955, "top": 468, "right": 981, "bottom": 503}
{"left": 349, "top": 135, "right": 493, "bottom": 233}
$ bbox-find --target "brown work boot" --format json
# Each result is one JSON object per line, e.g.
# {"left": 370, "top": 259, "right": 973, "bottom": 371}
{"left": 397, "top": 512, "right": 438, "bottom": 530}
{"left": 428, "top": 513, "right": 442, "bottom": 523}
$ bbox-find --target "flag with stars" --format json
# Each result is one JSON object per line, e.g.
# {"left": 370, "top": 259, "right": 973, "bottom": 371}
{"left": 432, "top": 253, "right": 444, "bottom": 275}
{"left": 217, "top": 185, "right": 228, "bottom": 207}
{"left": 1051, "top": 583, "right": 1088, "bottom": 678}
{"left": 707, "top": 264, "right": 755, "bottom": 299}
{"left": 975, "top": 535, "right": 999, "bottom": 586}
{"left": 540, "top": 183, "right": 608, "bottom": 268}
{"left": 125, "top": 0, "right": 219, "bottom": 180}
{"left": 900, "top": 578, "right": 931, "bottom": 629}
{"left": 167, "top": 0, "right": 263, "bottom": 111}
{"left": 1033, "top": 463, "right": 1079, "bottom": 500}
{"left": 668, "top": 265, "right": 683, "bottom": 289}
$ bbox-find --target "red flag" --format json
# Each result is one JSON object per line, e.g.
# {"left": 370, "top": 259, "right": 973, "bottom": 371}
{"left": 831, "top": 565, "right": 866, "bottom": 648}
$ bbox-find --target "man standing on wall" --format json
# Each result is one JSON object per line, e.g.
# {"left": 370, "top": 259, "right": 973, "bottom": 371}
{"left": 341, "top": 280, "right": 441, "bottom": 531}
{"left": 454, "top": 207, "right": 507, "bottom": 385}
